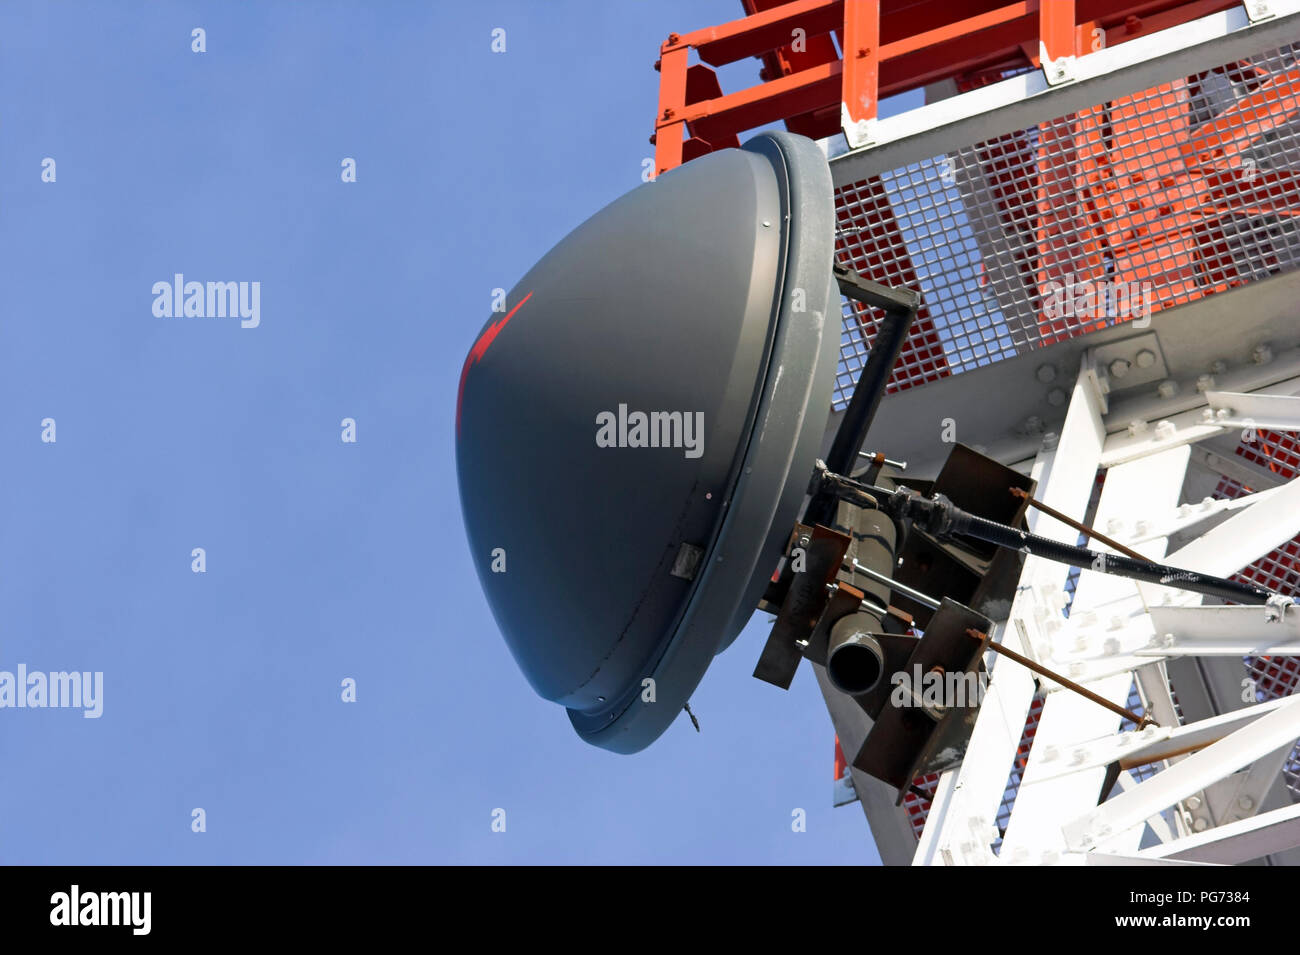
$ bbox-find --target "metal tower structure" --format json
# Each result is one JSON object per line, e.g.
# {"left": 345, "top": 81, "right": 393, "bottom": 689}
{"left": 652, "top": 0, "right": 1300, "bottom": 865}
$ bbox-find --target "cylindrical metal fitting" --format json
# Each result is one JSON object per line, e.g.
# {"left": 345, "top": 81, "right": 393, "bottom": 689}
{"left": 827, "top": 613, "right": 887, "bottom": 695}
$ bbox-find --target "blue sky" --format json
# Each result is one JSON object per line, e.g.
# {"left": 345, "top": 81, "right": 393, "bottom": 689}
{"left": 0, "top": 1, "right": 888, "bottom": 864}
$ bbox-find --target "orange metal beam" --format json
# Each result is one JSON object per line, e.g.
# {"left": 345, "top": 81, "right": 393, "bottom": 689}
{"left": 653, "top": 0, "right": 1251, "bottom": 174}
{"left": 878, "top": 2, "right": 1036, "bottom": 62}
{"left": 842, "top": 0, "right": 881, "bottom": 132}
{"left": 1039, "top": 0, "right": 1077, "bottom": 66}
{"left": 653, "top": 43, "right": 690, "bottom": 176}
{"left": 1182, "top": 66, "right": 1300, "bottom": 166}
{"left": 665, "top": 59, "right": 844, "bottom": 138}
{"left": 680, "top": 0, "right": 842, "bottom": 67}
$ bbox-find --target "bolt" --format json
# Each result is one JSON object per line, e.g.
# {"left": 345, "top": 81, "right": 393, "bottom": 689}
{"left": 1253, "top": 342, "right": 1274, "bottom": 365}
{"left": 1023, "top": 415, "right": 1044, "bottom": 434}
{"left": 1155, "top": 419, "right": 1176, "bottom": 439}
{"left": 1135, "top": 348, "right": 1156, "bottom": 369}
{"left": 1036, "top": 363, "right": 1057, "bottom": 383}
{"left": 648, "top": 134, "right": 657, "bottom": 145}
{"left": 1209, "top": 359, "right": 1227, "bottom": 375}
{"left": 1196, "top": 373, "right": 1216, "bottom": 392}
{"left": 1047, "top": 388, "right": 1066, "bottom": 407}
{"left": 1187, "top": 795, "right": 1202, "bottom": 810}
{"left": 667, "top": 32, "right": 680, "bottom": 44}
{"left": 1193, "top": 817, "right": 1209, "bottom": 832}
{"left": 1157, "top": 379, "right": 1179, "bottom": 399}
{"left": 1041, "top": 431, "right": 1059, "bottom": 450}
{"left": 653, "top": 58, "right": 661, "bottom": 72}
{"left": 1127, "top": 420, "right": 1148, "bottom": 437}
{"left": 1238, "top": 795, "right": 1255, "bottom": 811}
{"left": 1109, "top": 358, "right": 1131, "bottom": 378}
{"left": 857, "top": 47, "right": 871, "bottom": 58}
{"left": 662, "top": 108, "right": 675, "bottom": 120}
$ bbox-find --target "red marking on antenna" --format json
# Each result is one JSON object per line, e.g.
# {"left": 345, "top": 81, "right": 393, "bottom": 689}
{"left": 456, "top": 291, "right": 533, "bottom": 438}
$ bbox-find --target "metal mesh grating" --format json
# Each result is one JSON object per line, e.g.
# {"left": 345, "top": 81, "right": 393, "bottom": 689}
{"left": 831, "top": 41, "right": 1300, "bottom": 410}
{"left": 903, "top": 772, "right": 941, "bottom": 838}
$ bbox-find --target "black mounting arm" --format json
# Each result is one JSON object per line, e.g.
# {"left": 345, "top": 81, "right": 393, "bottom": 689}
{"left": 803, "top": 264, "right": 919, "bottom": 529}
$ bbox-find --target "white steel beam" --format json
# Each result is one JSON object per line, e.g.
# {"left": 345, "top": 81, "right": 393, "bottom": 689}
{"left": 1136, "top": 605, "right": 1300, "bottom": 657}
{"left": 1000, "top": 443, "right": 1192, "bottom": 860}
{"left": 1209, "top": 742, "right": 1294, "bottom": 827}
{"left": 1136, "top": 800, "right": 1300, "bottom": 865}
{"left": 1120, "top": 484, "right": 1284, "bottom": 545}
{"left": 914, "top": 361, "right": 1105, "bottom": 865}
{"left": 1100, "top": 404, "right": 1228, "bottom": 468}
{"left": 1158, "top": 473, "right": 1300, "bottom": 582}
{"left": 1205, "top": 390, "right": 1300, "bottom": 431}
{"left": 1024, "top": 695, "right": 1293, "bottom": 783}
{"left": 1063, "top": 696, "right": 1300, "bottom": 850}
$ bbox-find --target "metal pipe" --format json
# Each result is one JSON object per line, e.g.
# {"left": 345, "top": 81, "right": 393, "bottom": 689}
{"left": 969, "top": 629, "right": 1156, "bottom": 728}
{"left": 803, "top": 268, "right": 918, "bottom": 530}
{"left": 824, "top": 305, "right": 915, "bottom": 477}
{"left": 827, "top": 614, "right": 887, "bottom": 695}
{"left": 846, "top": 558, "right": 941, "bottom": 611}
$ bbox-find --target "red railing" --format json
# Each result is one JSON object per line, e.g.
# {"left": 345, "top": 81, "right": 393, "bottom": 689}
{"left": 652, "top": 0, "right": 1242, "bottom": 176}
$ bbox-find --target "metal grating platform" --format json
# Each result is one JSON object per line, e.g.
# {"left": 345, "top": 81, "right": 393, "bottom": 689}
{"left": 831, "top": 39, "right": 1300, "bottom": 409}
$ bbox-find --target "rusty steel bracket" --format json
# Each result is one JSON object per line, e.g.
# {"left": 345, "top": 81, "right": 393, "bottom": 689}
{"left": 852, "top": 597, "right": 992, "bottom": 802}
{"left": 753, "top": 523, "right": 852, "bottom": 689}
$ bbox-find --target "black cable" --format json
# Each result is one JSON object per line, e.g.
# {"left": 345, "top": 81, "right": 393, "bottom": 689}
{"left": 811, "top": 466, "right": 1279, "bottom": 607}
{"left": 950, "top": 509, "right": 1273, "bottom": 607}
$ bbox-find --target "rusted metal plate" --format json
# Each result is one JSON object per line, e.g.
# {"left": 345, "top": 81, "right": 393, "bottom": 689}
{"left": 804, "top": 581, "right": 867, "bottom": 668}
{"left": 851, "top": 632, "right": 920, "bottom": 721}
{"left": 753, "top": 524, "right": 851, "bottom": 689}
{"left": 851, "top": 597, "right": 991, "bottom": 798}
{"left": 893, "top": 444, "right": 1036, "bottom": 626}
